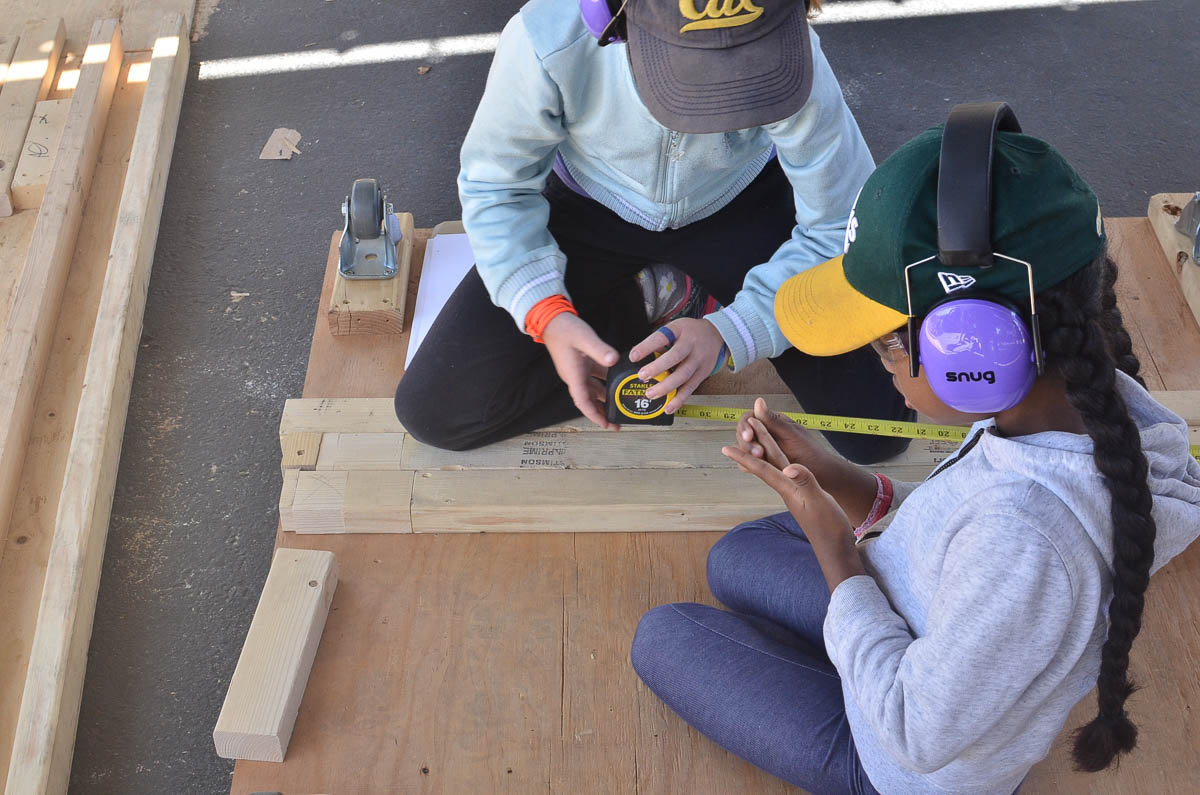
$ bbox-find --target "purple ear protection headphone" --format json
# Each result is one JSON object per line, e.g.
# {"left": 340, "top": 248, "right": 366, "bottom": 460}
{"left": 905, "top": 102, "right": 1045, "bottom": 414}
{"left": 581, "top": 0, "right": 630, "bottom": 46}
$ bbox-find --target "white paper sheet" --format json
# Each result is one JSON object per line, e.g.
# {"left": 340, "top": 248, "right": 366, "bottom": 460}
{"left": 404, "top": 232, "right": 476, "bottom": 368}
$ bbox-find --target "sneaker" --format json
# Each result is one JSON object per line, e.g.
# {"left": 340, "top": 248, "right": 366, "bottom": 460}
{"left": 635, "top": 264, "right": 722, "bottom": 325}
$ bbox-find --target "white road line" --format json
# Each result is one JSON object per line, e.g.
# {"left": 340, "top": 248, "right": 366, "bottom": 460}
{"left": 815, "top": 0, "right": 1153, "bottom": 24}
{"left": 197, "top": 32, "right": 501, "bottom": 80}
{"left": 196, "top": 0, "right": 1156, "bottom": 81}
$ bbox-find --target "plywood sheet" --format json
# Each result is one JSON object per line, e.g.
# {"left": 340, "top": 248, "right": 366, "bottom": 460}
{"left": 234, "top": 218, "right": 1200, "bottom": 795}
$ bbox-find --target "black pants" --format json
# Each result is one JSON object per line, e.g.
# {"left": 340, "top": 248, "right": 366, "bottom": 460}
{"left": 395, "top": 164, "right": 913, "bottom": 464}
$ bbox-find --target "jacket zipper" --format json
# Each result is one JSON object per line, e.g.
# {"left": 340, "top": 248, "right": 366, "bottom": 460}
{"left": 927, "top": 427, "right": 987, "bottom": 480}
{"left": 654, "top": 130, "right": 678, "bottom": 229}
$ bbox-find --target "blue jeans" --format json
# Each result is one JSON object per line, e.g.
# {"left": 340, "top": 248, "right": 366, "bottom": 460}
{"left": 632, "top": 512, "right": 880, "bottom": 795}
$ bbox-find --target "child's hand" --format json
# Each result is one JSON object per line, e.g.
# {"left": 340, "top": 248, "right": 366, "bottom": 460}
{"left": 734, "top": 398, "right": 882, "bottom": 531}
{"left": 736, "top": 398, "right": 829, "bottom": 469}
{"left": 628, "top": 318, "right": 725, "bottom": 414}
{"left": 542, "top": 313, "right": 620, "bottom": 430}
{"left": 721, "top": 445, "right": 854, "bottom": 543}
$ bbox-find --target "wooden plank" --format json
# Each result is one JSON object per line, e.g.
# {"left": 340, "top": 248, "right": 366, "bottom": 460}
{"left": 0, "top": 32, "right": 18, "bottom": 90}
{"left": 327, "top": 212, "right": 415, "bottom": 335}
{"left": 4, "top": 17, "right": 186, "bottom": 794}
{"left": 0, "top": 17, "right": 120, "bottom": 569}
{"left": 1147, "top": 193, "right": 1200, "bottom": 330}
{"left": 0, "top": 49, "right": 148, "bottom": 787}
{"left": 214, "top": 548, "right": 339, "bottom": 762}
{"left": 0, "top": 18, "right": 64, "bottom": 216}
{"left": 10, "top": 97, "right": 70, "bottom": 210}
{"left": 1108, "top": 218, "right": 1200, "bottom": 393}
{"left": 280, "top": 431, "right": 322, "bottom": 472}
{"left": 553, "top": 532, "right": 646, "bottom": 791}
{"left": 282, "top": 469, "right": 415, "bottom": 535}
{"left": 412, "top": 469, "right": 789, "bottom": 534}
{"left": 401, "top": 429, "right": 735, "bottom": 470}
{"left": 280, "top": 394, "right": 806, "bottom": 437}
{"left": 0, "top": 208, "right": 37, "bottom": 346}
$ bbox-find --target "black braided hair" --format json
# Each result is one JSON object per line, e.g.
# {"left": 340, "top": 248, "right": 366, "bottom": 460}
{"left": 1034, "top": 252, "right": 1157, "bottom": 771}
{"left": 1096, "top": 256, "right": 1145, "bottom": 387}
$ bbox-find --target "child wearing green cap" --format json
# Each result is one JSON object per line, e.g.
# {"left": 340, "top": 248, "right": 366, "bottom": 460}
{"left": 631, "top": 106, "right": 1200, "bottom": 793}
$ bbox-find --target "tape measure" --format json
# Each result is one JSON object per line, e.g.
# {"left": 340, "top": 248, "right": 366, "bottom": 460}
{"left": 674, "top": 401, "right": 1200, "bottom": 463}
{"left": 676, "top": 403, "right": 970, "bottom": 441}
{"left": 605, "top": 352, "right": 677, "bottom": 425}
{"left": 605, "top": 358, "right": 1200, "bottom": 462}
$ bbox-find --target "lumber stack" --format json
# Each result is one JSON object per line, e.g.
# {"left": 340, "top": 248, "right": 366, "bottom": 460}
{"left": 276, "top": 392, "right": 1200, "bottom": 535}
{"left": 0, "top": 10, "right": 191, "bottom": 791}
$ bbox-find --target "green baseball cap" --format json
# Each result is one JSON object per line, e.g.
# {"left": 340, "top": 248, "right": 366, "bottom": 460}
{"left": 775, "top": 125, "right": 1106, "bottom": 356}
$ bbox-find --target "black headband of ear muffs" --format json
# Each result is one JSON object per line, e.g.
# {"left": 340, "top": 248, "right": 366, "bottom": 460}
{"left": 908, "top": 102, "right": 1028, "bottom": 378}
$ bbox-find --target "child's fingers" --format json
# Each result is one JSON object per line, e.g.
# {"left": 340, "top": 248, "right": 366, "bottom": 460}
{"left": 755, "top": 396, "right": 795, "bottom": 429}
{"left": 734, "top": 414, "right": 763, "bottom": 457}
{"left": 738, "top": 412, "right": 755, "bottom": 443}
{"left": 722, "top": 446, "right": 790, "bottom": 492}
{"left": 748, "top": 417, "right": 789, "bottom": 469}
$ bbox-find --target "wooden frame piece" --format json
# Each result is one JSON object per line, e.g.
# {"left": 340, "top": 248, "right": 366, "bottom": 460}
{"left": 276, "top": 392, "right": 1200, "bottom": 535}
{"left": 0, "top": 17, "right": 120, "bottom": 557}
{"left": 0, "top": 18, "right": 65, "bottom": 217}
{"left": 5, "top": 16, "right": 188, "bottom": 793}
{"left": 214, "top": 549, "right": 338, "bottom": 762}
{"left": 10, "top": 97, "right": 71, "bottom": 211}
{"left": 326, "top": 211, "right": 415, "bottom": 335}
{"left": 1147, "top": 193, "right": 1200, "bottom": 330}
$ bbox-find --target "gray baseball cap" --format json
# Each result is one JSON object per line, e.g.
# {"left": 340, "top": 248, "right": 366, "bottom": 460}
{"left": 624, "top": 0, "right": 814, "bottom": 134}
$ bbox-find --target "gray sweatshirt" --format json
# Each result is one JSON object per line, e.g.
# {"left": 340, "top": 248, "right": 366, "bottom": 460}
{"left": 824, "top": 372, "right": 1200, "bottom": 794}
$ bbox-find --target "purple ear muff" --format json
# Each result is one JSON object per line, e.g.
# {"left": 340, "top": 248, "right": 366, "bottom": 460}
{"left": 581, "top": 0, "right": 624, "bottom": 43}
{"left": 919, "top": 297, "right": 1037, "bottom": 413}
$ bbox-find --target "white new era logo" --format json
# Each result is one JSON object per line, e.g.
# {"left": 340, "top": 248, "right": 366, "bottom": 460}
{"left": 938, "top": 272, "right": 977, "bottom": 293}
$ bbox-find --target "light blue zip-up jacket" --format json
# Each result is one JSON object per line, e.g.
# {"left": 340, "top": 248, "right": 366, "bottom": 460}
{"left": 457, "top": 0, "right": 875, "bottom": 370}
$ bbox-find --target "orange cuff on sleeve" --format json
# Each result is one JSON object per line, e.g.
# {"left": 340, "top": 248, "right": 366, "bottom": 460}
{"left": 525, "top": 295, "right": 578, "bottom": 343}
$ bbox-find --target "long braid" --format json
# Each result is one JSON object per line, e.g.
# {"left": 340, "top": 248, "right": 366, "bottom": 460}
{"left": 1096, "top": 255, "right": 1145, "bottom": 387}
{"left": 1035, "top": 255, "right": 1158, "bottom": 771}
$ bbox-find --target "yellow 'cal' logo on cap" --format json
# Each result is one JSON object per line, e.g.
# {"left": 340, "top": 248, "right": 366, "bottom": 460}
{"left": 679, "top": 0, "right": 764, "bottom": 32}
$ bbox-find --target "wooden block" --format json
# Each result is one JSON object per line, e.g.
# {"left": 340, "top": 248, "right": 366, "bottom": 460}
{"left": 214, "top": 549, "right": 338, "bottom": 762}
{"left": 282, "top": 469, "right": 414, "bottom": 534}
{"left": 280, "top": 397, "right": 406, "bottom": 438}
{"left": 4, "top": 17, "right": 186, "bottom": 794}
{"left": 281, "top": 432, "right": 322, "bottom": 472}
{"left": 1147, "top": 193, "right": 1200, "bottom": 331}
{"left": 0, "top": 18, "right": 64, "bottom": 216}
{"left": 326, "top": 211, "right": 415, "bottom": 335}
{"left": 0, "top": 17, "right": 121, "bottom": 558}
{"left": 10, "top": 97, "right": 70, "bottom": 210}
